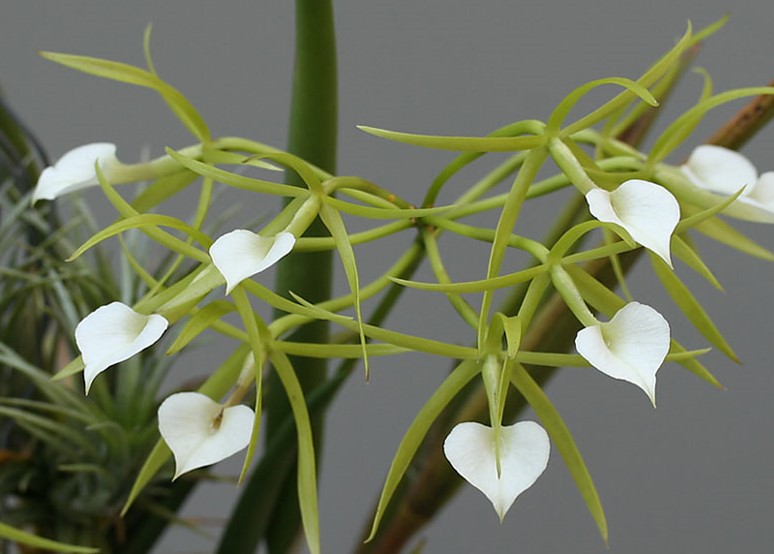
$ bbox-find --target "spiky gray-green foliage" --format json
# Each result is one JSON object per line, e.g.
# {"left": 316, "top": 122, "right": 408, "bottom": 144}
{"left": 0, "top": 96, "right": 197, "bottom": 554}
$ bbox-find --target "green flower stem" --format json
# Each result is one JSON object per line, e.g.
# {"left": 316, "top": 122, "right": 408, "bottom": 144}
{"left": 269, "top": 242, "right": 423, "bottom": 338}
{"left": 422, "top": 216, "right": 548, "bottom": 261}
{"left": 422, "top": 230, "right": 479, "bottom": 329}
{"left": 478, "top": 147, "right": 548, "bottom": 349}
{"left": 294, "top": 220, "right": 412, "bottom": 251}
{"left": 547, "top": 137, "right": 598, "bottom": 193}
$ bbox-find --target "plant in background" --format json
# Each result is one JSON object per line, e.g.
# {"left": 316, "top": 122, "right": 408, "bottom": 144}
{"left": 2, "top": 7, "right": 774, "bottom": 554}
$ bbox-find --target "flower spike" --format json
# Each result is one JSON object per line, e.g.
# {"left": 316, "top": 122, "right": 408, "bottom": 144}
{"left": 586, "top": 179, "right": 680, "bottom": 267}
{"left": 158, "top": 392, "right": 255, "bottom": 479}
{"left": 575, "top": 301, "right": 670, "bottom": 406}
{"left": 443, "top": 421, "right": 550, "bottom": 521}
{"left": 32, "top": 143, "right": 119, "bottom": 203}
{"left": 75, "top": 302, "right": 168, "bottom": 393}
{"left": 210, "top": 230, "right": 296, "bottom": 294}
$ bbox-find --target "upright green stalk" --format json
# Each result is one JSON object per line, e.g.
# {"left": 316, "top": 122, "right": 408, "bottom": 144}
{"left": 265, "top": 1, "right": 338, "bottom": 552}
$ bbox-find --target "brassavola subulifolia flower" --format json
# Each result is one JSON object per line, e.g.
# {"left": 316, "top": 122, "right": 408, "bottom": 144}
{"left": 75, "top": 302, "right": 168, "bottom": 393}
{"left": 585, "top": 179, "right": 680, "bottom": 268}
{"left": 209, "top": 230, "right": 296, "bottom": 294}
{"left": 158, "top": 392, "right": 255, "bottom": 479}
{"left": 681, "top": 144, "right": 774, "bottom": 217}
{"left": 575, "top": 301, "right": 670, "bottom": 406}
{"left": 32, "top": 142, "right": 119, "bottom": 203}
{"left": 443, "top": 421, "right": 550, "bottom": 521}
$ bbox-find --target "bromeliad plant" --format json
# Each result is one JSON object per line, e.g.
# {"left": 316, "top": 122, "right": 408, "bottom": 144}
{"left": 3, "top": 7, "right": 774, "bottom": 554}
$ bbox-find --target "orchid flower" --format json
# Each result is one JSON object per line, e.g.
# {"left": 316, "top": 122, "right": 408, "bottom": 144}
{"left": 209, "top": 230, "right": 296, "bottom": 294}
{"left": 32, "top": 143, "right": 119, "bottom": 203}
{"left": 585, "top": 179, "right": 680, "bottom": 267}
{"left": 575, "top": 301, "right": 670, "bottom": 406}
{"left": 75, "top": 302, "right": 168, "bottom": 393}
{"left": 443, "top": 421, "right": 550, "bottom": 521}
{"left": 681, "top": 144, "right": 774, "bottom": 219}
{"left": 158, "top": 392, "right": 255, "bottom": 479}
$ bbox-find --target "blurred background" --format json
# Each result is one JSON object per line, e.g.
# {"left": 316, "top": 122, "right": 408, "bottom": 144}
{"left": 1, "top": 1, "right": 773, "bottom": 552}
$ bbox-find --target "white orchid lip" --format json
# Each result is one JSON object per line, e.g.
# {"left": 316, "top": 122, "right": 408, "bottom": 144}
{"left": 32, "top": 142, "right": 119, "bottom": 203}
{"left": 679, "top": 145, "right": 774, "bottom": 221}
{"left": 75, "top": 302, "right": 168, "bottom": 393}
{"left": 209, "top": 230, "right": 296, "bottom": 294}
{"left": 681, "top": 144, "right": 758, "bottom": 196}
{"left": 158, "top": 392, "right": 255, "bottom": 479}
{"left": 443, "top": 421, "right": 550, "bottom": 521}
{"left": 586, "top": 179, "right": 680, "bottom": 268}
{"left": 575, "top": 301, "right": 670, "bottom": 406}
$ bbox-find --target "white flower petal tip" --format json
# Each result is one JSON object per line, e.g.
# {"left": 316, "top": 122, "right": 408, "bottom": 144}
{"left": 75, "top": 302, "right": 168, "bottom": 393}
{"left": 575, "top": 301, "right": 670, "bottom": 406}
{"left": 586, "top": 180, "right": 680, "bottom": 268}
{"left": 210, "top": 230, "right": 296, "bottom": 294}
{"left": 158, "top": 392, "right": 255, "bottom": 479}
{"left": 443, "top": 421, "right": 550, "bottom": 521}
{"left": 32, "top": 143, "right": 119, "bottom": 203}
{"left": 681, "top": 145, "right": 758, "bottom": 196}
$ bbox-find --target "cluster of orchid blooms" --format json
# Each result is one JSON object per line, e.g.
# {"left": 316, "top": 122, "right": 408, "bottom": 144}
{"left": 31, "top": 133, "right": 769, "bottom": 524}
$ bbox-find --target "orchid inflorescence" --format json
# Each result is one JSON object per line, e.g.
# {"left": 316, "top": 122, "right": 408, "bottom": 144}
{"left": 31, "top": 19, "right": 774, "bottom": 553}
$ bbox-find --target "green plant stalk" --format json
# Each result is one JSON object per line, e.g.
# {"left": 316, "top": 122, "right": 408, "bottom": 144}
{"left": 355, "top": 83, "right": 774, "bottom": 554}
{"left": 260, "top": 1, "right": 338, "bottom": 552}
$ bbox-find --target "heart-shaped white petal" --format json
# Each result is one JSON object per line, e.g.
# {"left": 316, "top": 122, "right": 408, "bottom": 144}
{"left": 680, "top": 144, "right": 758, "bottom": 196}
{"left": 575, "top": 301, "right": 670, "bottom": 405}
{"left": 158, "top": 392, "right": 255, "bottom": 479}
{"left": 75, "top": 302, "right": 168, "bottom": 393}
{"left": 443, "top": 421, "right": 550, "bottom": 521}
{"left": 32, "top": 143, "right": 119, "bottom": 203}
{"left": 586, "top": 179, "right": 680, "bottom": 267}
{"left": 209, "top": 230, "right": 296, "bottom": 294}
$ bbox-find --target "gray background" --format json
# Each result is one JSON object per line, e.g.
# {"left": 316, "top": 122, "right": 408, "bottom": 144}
{"left": 2, "top": 1, "right": 774, "bottom": 553}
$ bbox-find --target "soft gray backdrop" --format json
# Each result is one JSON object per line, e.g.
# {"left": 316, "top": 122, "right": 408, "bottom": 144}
{"left": 2, "top": 1, "right": 773, "bottom": 553}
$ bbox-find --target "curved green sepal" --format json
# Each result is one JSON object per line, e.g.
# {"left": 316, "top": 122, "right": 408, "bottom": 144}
{"left": 40, "top": 51, "right": 210, "bottom": 143}
{"left": 357, "top": 125, "right": 545, "bottom": 152}
{"left": 165, "top": 148, "right": 309, "bottom": 199}
{"left": 548, "top": 77, "right": 657, "bottom": 136}
{"left": 68, "top": 213, "right": 213, "bottom": 262}
{"left": 649, "top": 253, "right": 738, "bottom": 362}
{"left": 269, "top": 351, "right": 321, "bottom": 554}
{"left": 510, "top": 362, "right": 608, "bottom": 543}
{"left": 693, "top": 217, "right": 774, "bottom": 261}
{"left": 166, "top": 300, "right": 236, "bottom": 355}
{"left": 671, "top": 236, "right": 723, "bottom": 290}
{"left": 365, "top": 359, "right": 479, "bottom": 542}
{"left": 650, "top": 86, "right": 774, "bottom": 164}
